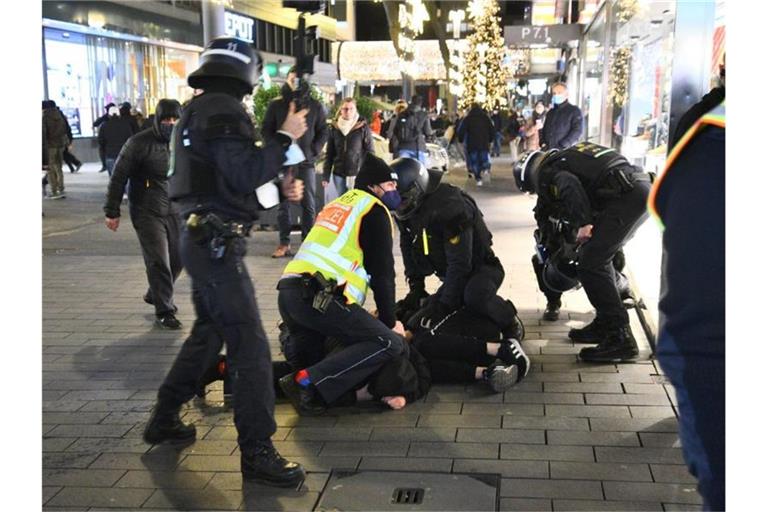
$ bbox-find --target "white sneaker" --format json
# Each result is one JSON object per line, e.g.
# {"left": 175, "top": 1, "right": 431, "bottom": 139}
{"left": 476, "top": 179, "right": 483, "bottom": 187}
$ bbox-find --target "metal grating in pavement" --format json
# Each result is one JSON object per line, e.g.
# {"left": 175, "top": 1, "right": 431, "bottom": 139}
{"left": 314, "top": 470, "right": 500, "bottom": 511}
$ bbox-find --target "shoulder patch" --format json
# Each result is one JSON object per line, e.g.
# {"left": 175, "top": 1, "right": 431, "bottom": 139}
{"left": 449, "top": 235, "right": 461, "bottom": 245}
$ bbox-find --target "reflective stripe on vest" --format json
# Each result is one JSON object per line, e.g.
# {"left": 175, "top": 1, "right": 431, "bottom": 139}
{"left": 648, "top": 101, "right": 725, "bottom": 229}
{"left": 282, "top": 189, "right": 392, "bottom": 306}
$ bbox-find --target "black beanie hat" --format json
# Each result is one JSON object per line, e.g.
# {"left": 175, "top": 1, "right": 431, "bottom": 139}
{"left": 42, "top": 100, "right": 56, "bottom": 109}
{"left": 354, "top": 153, "right": 398, "bottom": 190}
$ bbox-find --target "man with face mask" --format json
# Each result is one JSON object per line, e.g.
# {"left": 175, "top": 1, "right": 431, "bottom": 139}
{"left": 276, "top": 153, "right": 406, "bottom": 416}
{"left": 103, "top": 99, "right": 184, "bottom": 329}
{"left": 541, "top": 82, "right": 584, "bottom": 150}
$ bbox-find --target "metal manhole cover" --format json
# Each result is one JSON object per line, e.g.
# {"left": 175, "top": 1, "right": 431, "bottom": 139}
{"left": 314, "top": 470, "right": 500, "bottom": 511}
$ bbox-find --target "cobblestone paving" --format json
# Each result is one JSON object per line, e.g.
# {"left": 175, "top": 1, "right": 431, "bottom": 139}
{"left": 41, "top": 160, "right": 699, "bottom": 510}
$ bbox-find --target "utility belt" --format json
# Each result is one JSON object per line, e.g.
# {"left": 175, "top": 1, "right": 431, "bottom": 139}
{"left": 185, "top": 212, "right": 251, "bottom": 260}
{"left": 277, "top": 273, "right": 342, "bottom": 313}
{"left": 594, "top": 166, "right": 654, "bottom": 200}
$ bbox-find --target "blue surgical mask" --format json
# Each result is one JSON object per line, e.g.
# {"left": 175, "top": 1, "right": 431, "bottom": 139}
{"left": 552, "top": 94, "right": 566, "bottom": 105}
{"left": 380, "top": 190, "right": 402, "bottom": 210}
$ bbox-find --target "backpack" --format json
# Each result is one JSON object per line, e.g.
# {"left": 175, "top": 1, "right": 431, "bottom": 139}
{"left": 395, "top": 110, "right": 420, "bottom": 143}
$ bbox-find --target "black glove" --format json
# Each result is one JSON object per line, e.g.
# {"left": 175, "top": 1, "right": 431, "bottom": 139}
{"left": 395, "top": 288, "right": 430, "bottom": 322}
{"left": 406, "top": 299, "right": 452, "bottom": 332}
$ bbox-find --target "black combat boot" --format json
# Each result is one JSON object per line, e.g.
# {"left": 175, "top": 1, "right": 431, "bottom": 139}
{"left": 568, "top": 319, "right": 611, "bottom": 343}
{"left": 542, "top": 301, "right": 561, "bottom": 321}
{"left": 242, "top": 443, "right": 306, "bottom": 487}
{"left": 579, "top": 325, "right": 639, "bottom": 363}
{"left": 143, "top": 404, "right": 196, "bottom": 445}
{"left": 278, "top": 373, "right": 327, "bottom": 416}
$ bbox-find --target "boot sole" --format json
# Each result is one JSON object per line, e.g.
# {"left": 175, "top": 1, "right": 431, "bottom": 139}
{"left": 579, "top": 353, "right": 639, "bottom": 363}
{"left": 242, "top": 471, "right": 306, "bottom": 488}
{"left": 488, "top": 366, "right": 519, "bottom": 393}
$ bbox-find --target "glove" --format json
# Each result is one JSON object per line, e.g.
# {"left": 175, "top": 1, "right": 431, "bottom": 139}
{"left": 406, "top": 299, "right": 452, "bottom": 332}
{"left": 395, "top": 288, "right": 430, "bottom": 322}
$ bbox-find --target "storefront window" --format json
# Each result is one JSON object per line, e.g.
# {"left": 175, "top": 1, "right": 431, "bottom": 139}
{"left": 44, "top": 27, "right": 198, "bottom": 137}
{"left": 582, "top": 8, "right": 606, "bottom": 143}
{"left": 612, "top": 1, "right": 676, "bottom": 173}
{"left": 44, "top": 29, "right": 94, "bottom": 137}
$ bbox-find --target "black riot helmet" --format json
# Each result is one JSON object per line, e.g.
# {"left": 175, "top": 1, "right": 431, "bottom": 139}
{"left": 541, "top": 248, "right": 581, "bottom": 294}
{"left": 391, "top": 157, "right": 430, "bottom": 220}
{"left": 513, "top": 149, "right": 556, "bottom": 194}
{"left": 188, "top": 37, "right": 262, "bottom": 91}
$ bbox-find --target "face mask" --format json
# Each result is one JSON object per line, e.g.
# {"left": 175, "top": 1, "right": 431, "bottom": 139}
{"left": 380, "top": 190, "right": 402, "bottom": 211}
{"left": 552, "top": 94, "right": 566, "bottom": 105}
{"left": 159, "top": 123, "right": 174, "bottom": 142}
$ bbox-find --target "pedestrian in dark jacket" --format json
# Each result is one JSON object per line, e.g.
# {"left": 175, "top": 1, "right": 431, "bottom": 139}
{"left": 120, "top": 101, "right": 141, "bottom": 134}
{"left": 387, "top": 95, "right": 433, "bottom": 164}
{"left": 263, "top": 67, "right": 329, "bottom": 258}
{"left": 103, "top": 99, "right": 184, "bottom": 330}
{"left": 93, "top": 102, "right": 116, "bottom": 172}
{"left": 322, "top": 97, "right": 375, "bottom": 199}
{"left": 456, "top": 103, "right": 494, "bottom": 185}
{"left": 505, "top": 110, "right": 522, "bottom": 161}
{"left": 57, "top": 107, "right": 83, "bottom": 173}
{"left": 42, "top": 100, "right": 69, "bottom": 199}
{"left": 98, "top": 105, "right": 137, "bottom": 176}
{"left": 541, "top": 82, "right": 583, "bottom": 149}
{"left": 490, "top": 110, "right": 503, "bottom": 157}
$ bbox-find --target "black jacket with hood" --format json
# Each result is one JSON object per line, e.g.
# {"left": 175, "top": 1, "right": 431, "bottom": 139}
{"left": 104, "top": 100, "right": 182, "bottom": 219}
{"left": 322, "top": 115, "right": 375, "bottom": 181}
{"left": 262, "top": 83, "right": 329, "bottom": 166}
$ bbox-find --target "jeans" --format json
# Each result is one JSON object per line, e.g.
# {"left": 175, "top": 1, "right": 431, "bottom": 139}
{"left": 332, "top": 174, "right": 350, "bottom": 196}
{"left": 277, "top": 163, "right": 316, "bottom": 245}
{"left": 492, "top": 132, "right": 503, "bottom": 156}
{"left": 396, "top": 149, "right": 428, "bottom": 165}
{"left": 106, "top": 157, "right": 117, "bottom": 177}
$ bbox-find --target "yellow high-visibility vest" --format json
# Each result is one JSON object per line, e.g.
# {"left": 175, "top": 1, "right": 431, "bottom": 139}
{"left": 282, "top": 189, "right": 393, "bottom": 306}
{"left": 648, "top": 101, "right": 725, "bottom": 229}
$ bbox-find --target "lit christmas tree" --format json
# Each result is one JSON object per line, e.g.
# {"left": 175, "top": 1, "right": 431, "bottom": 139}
{"left": 459, "top": 0, "right": 508, "bottom": 111}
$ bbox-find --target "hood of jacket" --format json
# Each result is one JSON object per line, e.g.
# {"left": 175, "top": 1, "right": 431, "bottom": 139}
{"left": 152, "top": 99, "right": 183, "bottom": 141}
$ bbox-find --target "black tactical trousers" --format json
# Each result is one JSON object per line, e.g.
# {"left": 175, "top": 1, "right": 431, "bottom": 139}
{"left": 413, "top": 332, "right": 496, "bottom": 384}
{"left": 278, "top": 283, "right": 405, "bottom": 405}
{"left": 531, "top": 254, "right": 563, "bottom": 305}
{"left": 278, "top": 163, "right": 317, "bottom": 244}
{"left": 131, "top": 212, "right": 183, "bottom": 316}
{"left": 157, "top": 229, "right": 276, "bottom": 453}
{"left": 577, "top": 183, "right": 650, "bottom": 327}
{"left": 438, "top": 260, "right": 519, "bottom": 334}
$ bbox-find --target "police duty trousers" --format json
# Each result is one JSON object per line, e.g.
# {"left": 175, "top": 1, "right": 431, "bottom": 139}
{"left": 437, "top": 261, "right": 519, "bottom": 336}
{"left": 157, "top": 230, "right": 276, "bottom": 453}
{"left": 131, "top": 211, "right": 182, "bottom": 316}
{"left": 278, "top": 163, "right": 317, "bottom": 245}
{"left": 277, "top": 284, "right": 405, "bottom": 404}
{"left": 576, "top": 183, "right": 650, "bottom": 327}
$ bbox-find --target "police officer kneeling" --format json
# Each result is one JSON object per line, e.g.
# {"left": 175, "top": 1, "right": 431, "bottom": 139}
{"left": 142, "top": 37, "right": 308, "bottom": 487}
{"left": 394, "top": 158, "right": 525, "bottom": 341}
{"left": 514, "top": 143, "right": 651, "bottom": 362}
{"left": 277, "top": 153, "right": 406, "bottom": 416}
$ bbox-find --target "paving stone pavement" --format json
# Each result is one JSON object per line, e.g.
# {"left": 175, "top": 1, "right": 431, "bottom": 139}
{"left": 42, "top": 160, "right": 699, "bottom": 510}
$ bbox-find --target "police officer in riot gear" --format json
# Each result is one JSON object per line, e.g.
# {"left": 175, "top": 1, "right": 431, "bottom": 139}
{"left": 514, "top": 143, "right": 651, "bottom": 362}
{"left": 142, "top": 37, "right": 308, "bottom": 487}
{"left": 393, "top": 158, "right": 525, "bottom": 342}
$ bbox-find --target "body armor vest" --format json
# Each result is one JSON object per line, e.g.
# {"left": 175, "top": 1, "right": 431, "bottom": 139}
{"left": 168, "top": 93, "right": 255, "bottom": 201}
{"left": 538, "top": 142, "right": 629, "bottom": 204}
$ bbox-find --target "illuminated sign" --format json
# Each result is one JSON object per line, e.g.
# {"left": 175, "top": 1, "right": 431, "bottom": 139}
{"left": 225, "top": 11, "right": 255, "bottom": 43}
